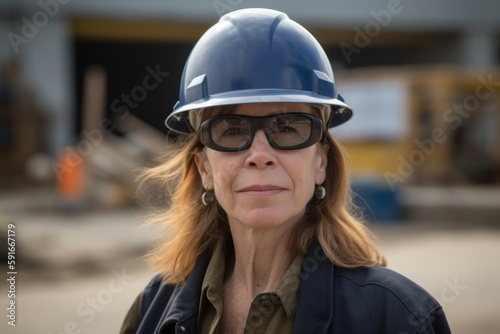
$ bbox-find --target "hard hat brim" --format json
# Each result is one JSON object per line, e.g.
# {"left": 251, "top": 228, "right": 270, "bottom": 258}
{"left": 165, "top": 89, "right": 353, "bottom": 134}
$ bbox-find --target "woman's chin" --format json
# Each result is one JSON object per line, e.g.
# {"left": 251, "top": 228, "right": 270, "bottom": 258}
{"left": 229, "top": 208, "right": 303, "bottom": 232}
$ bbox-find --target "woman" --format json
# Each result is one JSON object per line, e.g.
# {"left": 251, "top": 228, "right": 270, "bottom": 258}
{"left": 120, "top": 8, "right": 451, "bottom": 334}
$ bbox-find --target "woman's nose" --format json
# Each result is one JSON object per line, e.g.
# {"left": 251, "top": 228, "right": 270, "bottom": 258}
{"left": 244, "top": 130, "right": 277, "bottom": 168}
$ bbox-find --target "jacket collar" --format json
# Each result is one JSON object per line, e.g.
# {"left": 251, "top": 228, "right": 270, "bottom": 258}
{"left": 156, "top": 241, "right": 335, "bottom": 334}
{"left": 157, "top": 252, "right": 210, "bottom": 333}
{"left": 293, "top": 241, "right": 335, "bottom": 334}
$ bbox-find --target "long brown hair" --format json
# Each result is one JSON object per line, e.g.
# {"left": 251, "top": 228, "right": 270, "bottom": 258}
{"left": 141, "top": 106, "right": 386, "bottom": 284}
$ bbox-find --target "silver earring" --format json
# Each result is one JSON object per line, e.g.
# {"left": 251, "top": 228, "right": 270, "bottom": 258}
{"left": 201, "top": 190, "right": 214, "bottom": 206}
{"left": 315, "top": 185, "right": 326, "bottom": 199}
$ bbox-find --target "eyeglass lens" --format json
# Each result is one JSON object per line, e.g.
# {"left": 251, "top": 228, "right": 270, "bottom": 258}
{"left": 206, "top": 113, "right": 318, "bottom": 150}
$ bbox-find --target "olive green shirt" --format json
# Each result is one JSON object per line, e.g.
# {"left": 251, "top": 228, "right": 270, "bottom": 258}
{"left": 198, "top": 241, "right": 304, "bottom": 334}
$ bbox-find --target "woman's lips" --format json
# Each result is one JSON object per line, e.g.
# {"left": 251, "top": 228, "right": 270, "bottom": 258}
{"left": 239, "top": 185, "right": 286, "bottom": 197}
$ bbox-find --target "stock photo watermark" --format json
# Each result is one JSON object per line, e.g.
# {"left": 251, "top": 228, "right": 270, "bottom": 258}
{"left": 51, "top": 64, "right": 169, "bottom": 183}
{"left": 385, "top": 73, "right": 500, "bottom": 190}
{"left": 7, "top": 0, "right": 71, "bottom": 54}
{"left": 6, "top": 222, "right": 17, "bottom": 327}
{"left": 437, "top": 277, "right": 467, "bottom": 305}
{"left": 340, "top": 0, "right": 411, "bottom": 64}
{"left": 212, "top": 0, "right": 244, "bottom": 16}
{"left": 402, "top": 277, "right": 467, "bottom": 333}
{"left": 47, "top": 267, "right": 134, "bottom": 334}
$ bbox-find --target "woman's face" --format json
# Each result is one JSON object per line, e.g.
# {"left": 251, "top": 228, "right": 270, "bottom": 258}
{"left": 195, "top": 102, "right": 328, "bottom": 231}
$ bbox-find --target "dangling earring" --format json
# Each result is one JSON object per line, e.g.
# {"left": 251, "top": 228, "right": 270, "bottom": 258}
{"left": 201, "top": 190, "right": 215, "bottom": 206}
{"left": 315, "top": 185, "right": 326, "bottom": 200}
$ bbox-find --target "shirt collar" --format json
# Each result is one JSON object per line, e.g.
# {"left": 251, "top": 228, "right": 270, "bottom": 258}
{"left": 274, "top": 251, "right": 304, "bottom": 317}
{"left": 200, "top": 240, "right": 226, "bottom": 308}
{"left": 200, "top": 238, "right": 304, "bottom": 319}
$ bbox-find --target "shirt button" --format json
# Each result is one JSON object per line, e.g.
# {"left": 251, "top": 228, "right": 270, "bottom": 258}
{"left": 259, "top": 295, "right": 271, "bottom": 305}
{"left": 178, "top": 325, "right": 186, "bottom": 332}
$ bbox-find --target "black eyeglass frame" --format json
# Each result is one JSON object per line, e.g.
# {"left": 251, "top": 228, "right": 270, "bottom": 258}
{"left": 200, "top": 113, "right": 324, "bottom": 152}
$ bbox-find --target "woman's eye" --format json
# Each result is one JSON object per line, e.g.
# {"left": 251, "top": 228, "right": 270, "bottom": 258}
{"left": 277, "top": 125, "right": 296, "bottom": 133}
{"left": 224, "top": 127, "right": 242, "bottom": 136}
{"left": 222, "top": 125, "right": 251, "bottom": 136}
{"left": 273, "top": 118, "right": 299, "bottom": 132}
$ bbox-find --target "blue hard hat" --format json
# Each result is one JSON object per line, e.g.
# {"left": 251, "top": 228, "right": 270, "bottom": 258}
{"left": 166, "top": 8, "right": 353, "bottom": 134}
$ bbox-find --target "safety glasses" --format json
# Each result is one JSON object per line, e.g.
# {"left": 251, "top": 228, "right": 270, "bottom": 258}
{"left": 200, "top": 113, "right": 323, "bottom": 152}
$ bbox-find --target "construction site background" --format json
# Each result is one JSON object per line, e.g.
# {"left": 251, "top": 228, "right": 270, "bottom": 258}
{"left": 1, "top": 1, "right": 500, "bottom": 333}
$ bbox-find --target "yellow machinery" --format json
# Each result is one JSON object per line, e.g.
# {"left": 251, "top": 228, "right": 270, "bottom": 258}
{"left": 335, "top": 66, "right": 500, "bottom": 187}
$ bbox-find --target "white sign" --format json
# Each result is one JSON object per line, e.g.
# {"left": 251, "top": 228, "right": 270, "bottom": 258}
{"left": 331, "top": 79, "right": 409, "bottom": 140}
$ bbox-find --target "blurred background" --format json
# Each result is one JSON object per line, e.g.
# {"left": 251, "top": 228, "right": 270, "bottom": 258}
{"left": 0, "top": 0, "right": 499, "bottom": 333}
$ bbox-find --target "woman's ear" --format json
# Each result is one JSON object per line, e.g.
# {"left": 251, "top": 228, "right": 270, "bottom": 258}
{"left": 315, "top": 143, "right": 328, "bottom": 185}
{"left": 194, "top": 150, "right": 214, "bottom": 189}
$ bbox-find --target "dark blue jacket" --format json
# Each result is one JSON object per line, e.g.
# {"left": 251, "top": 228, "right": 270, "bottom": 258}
{"left": 133, "top": 242, "right": 451, "bottom": 334}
